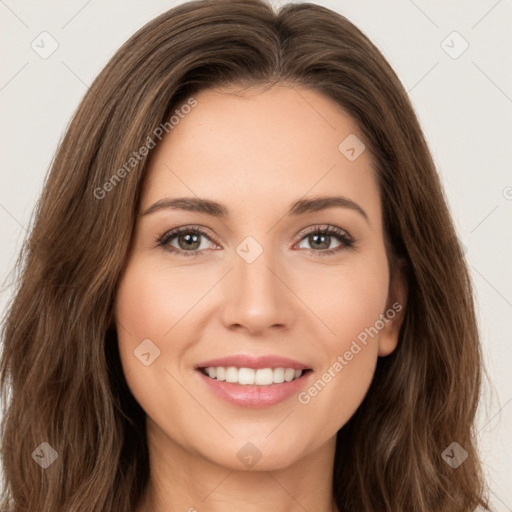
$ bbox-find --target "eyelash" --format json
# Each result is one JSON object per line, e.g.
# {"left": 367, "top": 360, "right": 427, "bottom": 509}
{"left": 156, "top": 224, "right": 355, "bottom": 257}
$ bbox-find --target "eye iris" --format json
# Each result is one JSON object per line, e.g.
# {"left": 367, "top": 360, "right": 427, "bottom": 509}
{"left": 178, "top": 233, "right": 200, "bottom": 250}
{"left": 166, "top": 228, "right": 345, "bottom": 253}
{"left": 310, "top": 233, "right": 330, "bottom": 250}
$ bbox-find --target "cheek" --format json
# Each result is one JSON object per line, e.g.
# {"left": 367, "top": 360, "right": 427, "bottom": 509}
{"left": 115, "top": 258, "right": 207, "bottom": 340}
{"left": 294, "top": 250, "right": 389, "bottom": 421}
{"left": 298, "top": 347, "right": 377, "bottom": 435}
{"left": 113, "top": 256, "right": 225, "bottom": 390}
{"left": 113, "top": 258, "right": 199, "bottom": 430}
{"left": 114, "top": 242, "right": 390, "bottom": 444}
{"left": 297, "top": 281, "right": 385, "bottom": 432}
{"left": 113, "top": 258, "right": 184, "bottom": 384}
{"left": 300, "top": 250, "right": 390, "bottom": 353}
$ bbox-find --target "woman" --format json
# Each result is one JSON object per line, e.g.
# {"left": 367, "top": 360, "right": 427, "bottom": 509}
{"left": 0, "top": 0, "right": 490, "bottom": 510}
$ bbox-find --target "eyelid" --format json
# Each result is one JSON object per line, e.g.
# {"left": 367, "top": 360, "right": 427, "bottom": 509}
{"left": 157, "top": 224, "right": 221, "bottom": 248}
{"left": 291, "top": 224, "right": 354, "bottom": 256}
{"left": 157, "top": 223, "right": 355, "bottom": 256}
{"left": 293, "top": 224, "right": 353, "bottom": 244}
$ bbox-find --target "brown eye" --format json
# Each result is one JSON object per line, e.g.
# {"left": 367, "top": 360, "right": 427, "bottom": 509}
{"left": 303, "top": 232, "right": 339, "bottom": 250}
{"left": 295, "top": 225, "right": 354, "bottom": 256}
{"left": 175, "top": 232, "right": 202, "bottom": 251}
{"left": 157, "top": 226, "right": 218, "bottom": 256}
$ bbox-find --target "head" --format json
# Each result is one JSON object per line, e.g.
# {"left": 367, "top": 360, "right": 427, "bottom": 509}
{"left": 115, "top": 80, "right": 405, "bottom": 472}
{"left": 0, "top": 1, "right": 489, "bottom": 511}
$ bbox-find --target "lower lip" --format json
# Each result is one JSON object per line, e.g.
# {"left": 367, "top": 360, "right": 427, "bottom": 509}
{"left": 196, "top": 370, "right": 312, "bottom": 408}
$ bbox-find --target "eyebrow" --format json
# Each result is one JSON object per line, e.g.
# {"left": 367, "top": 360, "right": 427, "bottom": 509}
{"left": 142, "top": 195, "right": 368, "bottom": 222}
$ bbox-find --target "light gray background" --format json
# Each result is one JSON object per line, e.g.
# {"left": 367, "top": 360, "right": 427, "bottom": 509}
{"left": 1, "top": 0, "right": 511, "bottom": 509}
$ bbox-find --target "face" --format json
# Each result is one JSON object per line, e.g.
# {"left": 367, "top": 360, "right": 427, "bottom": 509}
{"left": 114, "top": 83, "right": 404, "bottom": 472}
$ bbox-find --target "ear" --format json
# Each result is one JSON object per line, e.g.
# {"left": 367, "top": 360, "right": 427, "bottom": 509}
{"left": 377, "top": 259, "right": 408, "bottom": 357}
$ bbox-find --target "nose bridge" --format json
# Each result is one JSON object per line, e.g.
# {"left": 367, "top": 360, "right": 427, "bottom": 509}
{"left": 220, "top": 235, "right": 294, "bottom": 333}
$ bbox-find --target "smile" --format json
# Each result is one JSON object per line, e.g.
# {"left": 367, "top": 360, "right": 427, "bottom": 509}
{"left": 200, "top": 366, "right": 306, "bottom": 385}
{"left": 196, "top": 367, "right": 313, "bottom": 408}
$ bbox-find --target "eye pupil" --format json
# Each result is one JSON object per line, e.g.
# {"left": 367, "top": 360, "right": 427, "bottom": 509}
{"left": 161, "top": 226, "right": 350, "bottom": 256}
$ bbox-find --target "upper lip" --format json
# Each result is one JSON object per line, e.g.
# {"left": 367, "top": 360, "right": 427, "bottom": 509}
{"left": 195, "top": 354, "right": 311, "bottom": 371}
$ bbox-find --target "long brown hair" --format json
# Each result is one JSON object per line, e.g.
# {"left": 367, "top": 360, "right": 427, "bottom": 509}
{"left": 0, "top": 0, "right": 490, "bottom": 510}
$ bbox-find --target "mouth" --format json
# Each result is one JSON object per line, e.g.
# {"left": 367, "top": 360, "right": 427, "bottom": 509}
{"left": 198, "top": 366, "right": 313, "bottom": 386}
{"left": 194, "top": 356, "right": 314, "bottom": 408}
{"left": 194, "top": 354, "right": 313, "bottom": 407}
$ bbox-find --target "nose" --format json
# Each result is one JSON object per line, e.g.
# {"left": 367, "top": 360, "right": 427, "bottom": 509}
{"left": 219, "top": 245, "right": 296, "bottom": 336}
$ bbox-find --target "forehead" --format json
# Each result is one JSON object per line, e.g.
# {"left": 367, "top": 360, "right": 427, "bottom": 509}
{"left": 140, "top": 84, "right": 381, "bottom": 224}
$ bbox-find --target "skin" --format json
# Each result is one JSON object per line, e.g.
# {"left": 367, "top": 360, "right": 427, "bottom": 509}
{"left": 115, "top": 83, "right": 406, "bottom": 512}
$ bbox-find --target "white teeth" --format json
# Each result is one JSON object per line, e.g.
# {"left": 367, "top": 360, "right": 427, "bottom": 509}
{"left": 284, "top": 368, "right": 295, "bottom": 382}
{"left": 238, "top": 367, "right": 255, "bottom": 385}
{"left": 273, "top": 367, "right": 285, "bottom": 384}
{"left": 225, "top": 366, "right": 238, "bottom": 383}
{"left": 202, "top": 366, "right": 305, "bottom": 385}
{"left": 255, "top": 368, "right": 273, "bottom": 385}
